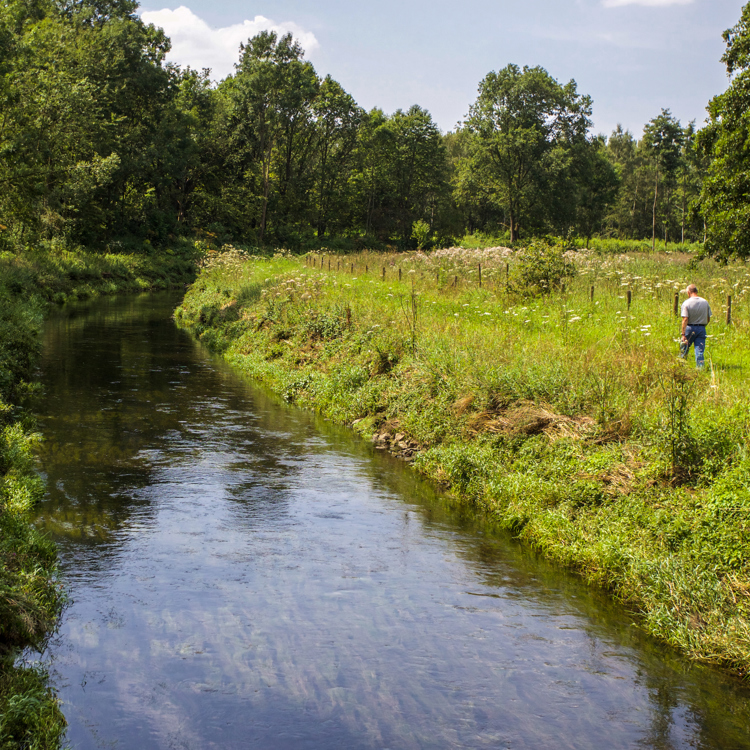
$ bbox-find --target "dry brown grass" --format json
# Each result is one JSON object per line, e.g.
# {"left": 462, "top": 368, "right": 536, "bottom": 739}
{"left": 465, "top": 401, "right": 596, "bottom": 440}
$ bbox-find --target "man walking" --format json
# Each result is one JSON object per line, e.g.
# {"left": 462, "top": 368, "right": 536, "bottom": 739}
{"left": 680, "top": 284, "right": 711, "bottom": 369}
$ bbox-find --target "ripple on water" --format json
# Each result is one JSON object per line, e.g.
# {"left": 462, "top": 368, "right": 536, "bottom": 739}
{"left": 31, "top": 293, "right": 750, "bottom": 750}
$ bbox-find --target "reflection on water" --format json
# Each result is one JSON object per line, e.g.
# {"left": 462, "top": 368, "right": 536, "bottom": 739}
{"left": 33, "top": 293, "right": 750, "bottom": 750}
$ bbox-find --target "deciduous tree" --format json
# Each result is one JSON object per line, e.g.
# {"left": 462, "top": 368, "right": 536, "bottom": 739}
{"left": 464, "top": 64, "right": 592, "bottom": 241}
{"left": 643, "top": 109, "right": 683, "bottom": 250}
{"left": 696, "top": 1, "right": 750, "bottom": 260}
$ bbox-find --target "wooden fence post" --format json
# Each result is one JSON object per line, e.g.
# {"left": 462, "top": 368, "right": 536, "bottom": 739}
{"left": 478, "top": 263, "right": 482, "bottom": 288}
{"left": 351, "top": 263, "right": 354, "bottom": 274}
{"left": 673, "top": 292, "right": 679, "bottom": 316}
{"left": 365, "top": 264, "right": 368, "bottom": 274}
{"left": 328, "top": 258, "right": 331, "bottom": 271}
{"left": 382, "top": 266, "right": 385, "bottom": 281}
{"left": 399, "top": 267, "right": 402, "bottom": 281}
{"left": 727, "top": 294, "right": 733, "bottom": 325}
{"left": 627, "top": 290, "right": 632, "bottom": 310}
{"left": 590, "top": 285, "right": 594, "bottom": 302}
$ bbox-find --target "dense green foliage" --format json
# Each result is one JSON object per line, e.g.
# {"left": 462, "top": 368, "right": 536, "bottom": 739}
{"left": 4, "top": 0, "right": 749, "bottom": 254}
{"left": 696, "top": 2, "right": 750, "bottom": 261}
{"left": 461, "top": 64, "right": 599, "bottom": 241}
{"left": 0, "top": 0, "right": 453, "bottom": 251}
{"left": 176, "top": 247, "right": 750, "bottom": 677}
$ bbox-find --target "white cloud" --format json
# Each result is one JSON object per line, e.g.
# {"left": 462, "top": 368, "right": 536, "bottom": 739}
{"left": 140, "top": 6, "right": 319, "bottom": 80}
{"left": 602, "top": 0, "right": 693, "bottom": 6}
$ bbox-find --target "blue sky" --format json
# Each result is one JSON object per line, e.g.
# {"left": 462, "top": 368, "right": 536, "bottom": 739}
{"left": 139, "top": 0, "right": 744, "bottom": 139}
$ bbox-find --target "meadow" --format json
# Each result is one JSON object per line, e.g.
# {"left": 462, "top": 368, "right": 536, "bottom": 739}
{"left": 176, "top": 244, "right": 750, "bottom": 678}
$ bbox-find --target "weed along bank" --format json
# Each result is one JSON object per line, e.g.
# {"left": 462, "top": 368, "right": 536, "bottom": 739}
{"left": 176, "top": 244, "right": 750, "bottom": 679}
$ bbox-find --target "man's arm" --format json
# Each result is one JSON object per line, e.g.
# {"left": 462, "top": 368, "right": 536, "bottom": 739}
{"left": 681, "top": 316, "right": 688, "bottom": 339}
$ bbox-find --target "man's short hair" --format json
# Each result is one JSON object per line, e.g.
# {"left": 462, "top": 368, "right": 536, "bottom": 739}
{"left": 686, "top": 284, "right": 698, "bottom": 294}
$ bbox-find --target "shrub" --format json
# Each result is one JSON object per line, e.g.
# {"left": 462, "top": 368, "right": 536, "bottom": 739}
{"left": 411, "top": 220, "right": 432, "bottom": 251}
{"left": 511, "top": 240, "right": 576, "bottom": 296}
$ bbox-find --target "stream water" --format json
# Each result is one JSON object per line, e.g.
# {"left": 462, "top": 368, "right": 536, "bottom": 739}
{"left": 31, "top": 292, "right": 750, "bottom": 749}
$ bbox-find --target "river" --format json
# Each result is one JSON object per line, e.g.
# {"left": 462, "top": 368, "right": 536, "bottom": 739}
{"left": 31, "top": 292, "right": 750, "bottom": 749}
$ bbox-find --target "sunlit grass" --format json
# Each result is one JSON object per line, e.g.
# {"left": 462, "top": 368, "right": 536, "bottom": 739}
{"left": 177, "top": 246, "right": 750, "bottom": 678}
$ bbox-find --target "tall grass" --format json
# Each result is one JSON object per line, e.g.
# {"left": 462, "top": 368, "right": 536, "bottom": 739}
{"left": 456, "top": 232, "right": 707, "bottom": 256}
{"left": 176, "top": 245, "right": 750, "bottom": 678}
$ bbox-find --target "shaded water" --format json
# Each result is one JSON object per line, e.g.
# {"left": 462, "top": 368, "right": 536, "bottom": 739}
{"left": 32, "top": 293, "right": 750, "bottom": 750}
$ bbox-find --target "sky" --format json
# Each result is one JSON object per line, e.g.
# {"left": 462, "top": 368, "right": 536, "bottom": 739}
{"left": 138, "top": 0, "right": 744, "bottom": 138}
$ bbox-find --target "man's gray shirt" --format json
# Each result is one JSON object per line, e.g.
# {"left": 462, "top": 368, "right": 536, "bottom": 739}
{"left": 681, "top": 296, "right": 712, "bottom": 325}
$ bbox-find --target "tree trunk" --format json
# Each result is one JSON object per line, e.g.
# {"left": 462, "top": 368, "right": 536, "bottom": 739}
{"left": 317, "top": 143, "right": 329, "bottom": 239}
{"left": 259, "top": 142, "right": 273, "bottom": 244}
{"left": 260, "top": 167, "right": 270, "bottom": 244}
{"left": 652, "top": 168, "right": 659, "bottom": 252}
{"left": 631, "top": 179, "right": 639, "bottom": 238}
{"left": 681, "top": 175, "right": 686, "bottom": 245}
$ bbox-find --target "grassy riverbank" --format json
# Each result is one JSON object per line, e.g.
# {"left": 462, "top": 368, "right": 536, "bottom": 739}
{"left": 0, "top": 246, "right": 198, "bottom": 748}
{"left": 176, "top": 245, "right": 750, "bottom": 679}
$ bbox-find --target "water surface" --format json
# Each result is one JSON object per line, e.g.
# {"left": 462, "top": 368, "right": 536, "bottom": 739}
{"left": 33, "top": 293, "right": 750, "bottom": 749}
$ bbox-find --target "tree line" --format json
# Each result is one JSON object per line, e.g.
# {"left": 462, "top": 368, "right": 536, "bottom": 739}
{"left": 1, "top": 0, "right": 748, "bottom": 256}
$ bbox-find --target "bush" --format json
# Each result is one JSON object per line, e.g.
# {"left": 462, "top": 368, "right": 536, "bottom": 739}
{"left": 411, "top": 220, "right": 432, "bottom": 251}
{"left": 511, "top": 240, "right": 576, "bottom": 296}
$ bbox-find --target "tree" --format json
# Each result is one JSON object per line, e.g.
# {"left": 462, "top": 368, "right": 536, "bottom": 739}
{"left": 675, "top": 122, "right": 703, "bottom": 245}
{"left": 0, "top": 0, "right": 176, "bottom": 248}
{"left": 387, "top": 105, "right": 447, "bottom": 245}
{"left": 464, "top": 64, "right": 592, "bottom": 241}
{"left": 152, "top": 67, "right": 217, "bottom": 230}
{"left": 445, "top": 128, "right": 494, "bottom": 237}
{"left": 642, "top": 109, "right": 683, "bottom": 250}
{"left": 312, "top": 76, "right": 363, "bottom": 239}
{"left": 696, "top": 1, "right": 750, "bottom": 260}
{"left": 221, "top": 31, "right": 318, "bottom": 244}
{"left": 351, "top": 106, "right": 447, "bottom": 245}
{"left": 572, "top": 136, "right": 619, "bottom": 247}
{"left": 352, "top": 108, "right": 393, "bottom": 239}
{"left": 604, "top": 125, "right": 646, "bottom": 239}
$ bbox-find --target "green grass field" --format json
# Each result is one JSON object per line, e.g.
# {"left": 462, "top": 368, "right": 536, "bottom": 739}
{"left": 176, "top": 245, "right": 750, "bottom": 679}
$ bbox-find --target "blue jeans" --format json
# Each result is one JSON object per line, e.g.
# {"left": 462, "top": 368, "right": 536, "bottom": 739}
{"left": 681, "top": 325, "right": 706, "bottom": 368}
